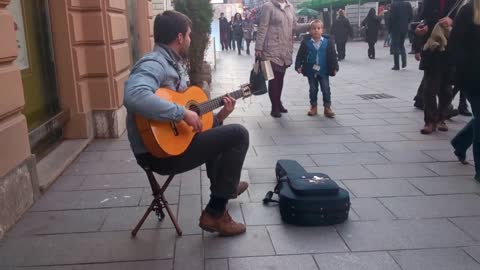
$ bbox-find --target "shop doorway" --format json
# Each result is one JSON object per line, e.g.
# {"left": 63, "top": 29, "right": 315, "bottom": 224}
{"left": 7, "top": 0, "right": 65, "bottom": 159}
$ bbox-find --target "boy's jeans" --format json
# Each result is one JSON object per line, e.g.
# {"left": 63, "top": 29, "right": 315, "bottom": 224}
{"left": 308, "top": 74, "right": 331, "bottom": 107}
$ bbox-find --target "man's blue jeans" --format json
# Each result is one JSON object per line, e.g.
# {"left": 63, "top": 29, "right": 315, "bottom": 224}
{"left": 308, "top": 74, "right": 331, "bottom": 107}
{"left": 451, "top": 93, "right": 480, "bottom": 176}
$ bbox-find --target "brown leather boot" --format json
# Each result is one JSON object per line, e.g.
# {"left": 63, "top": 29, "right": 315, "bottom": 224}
{"left": 199, "top": 210, "right": 246, "bottom": 236}
{"left": 236, "top": 181, "right": 249, "bottom": 196}
{"left": 307, "top": 106, "right": 318, "bottom": 116}
{"left": 420, "top": 123, "right": 436, "bottom": 134}
{"left": 324, "top": 106, "right": 335, "bottom": 118}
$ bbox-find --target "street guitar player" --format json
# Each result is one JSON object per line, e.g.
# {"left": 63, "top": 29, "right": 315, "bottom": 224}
{"left": 123, "top": 10, "right": 254, "bottom": 236}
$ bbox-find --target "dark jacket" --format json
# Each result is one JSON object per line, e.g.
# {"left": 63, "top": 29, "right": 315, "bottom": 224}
{"left": 295, "top": 34, "right": 339, "bottom": 77}
{"left": 384, "top": 10, "right": 391, "bottom": 30}
{"left": 362, "top": 15, "right": 381, "bottom": 43}
{"left": 331, "top": 15, "right": 353, "bottom": 43}
{"left": 419, "top": 0, "right": 458, "bottom": 35}
{"left": 219, "top": 17, "right": 230, "bottom": 34}
{"left": 417, "top": 0, "right": 460, "bottom": 70}
{"left": 449, "top": 3, "right": 480, "bottom": 93}
{"left": 232, "top": 20, "right": 244, "bottom": 39}
{"left": 389, "top": 0, "right": 414, "bottom": 34}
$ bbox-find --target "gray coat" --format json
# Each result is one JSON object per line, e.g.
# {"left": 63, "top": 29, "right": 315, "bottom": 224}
{"left": 255, "top": 0, "right": 307, "bottom": 67}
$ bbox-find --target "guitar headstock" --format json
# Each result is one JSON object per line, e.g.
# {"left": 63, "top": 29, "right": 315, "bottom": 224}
{"left": 240, "top": 84, "right": 252, "bottom": 99}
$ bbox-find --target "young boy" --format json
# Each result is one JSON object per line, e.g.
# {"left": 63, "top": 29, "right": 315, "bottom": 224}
{"left": 295, "top": 20, "right": 339, "bottom": 117}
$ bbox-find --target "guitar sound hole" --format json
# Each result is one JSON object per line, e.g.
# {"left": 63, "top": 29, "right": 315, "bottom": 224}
{"left": 188, "top": 104, "right": 201, "bottom": 115}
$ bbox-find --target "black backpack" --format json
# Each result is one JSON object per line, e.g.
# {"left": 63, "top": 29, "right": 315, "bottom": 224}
{"left": 263, "top": 159, "right": 350, "bottom": 226}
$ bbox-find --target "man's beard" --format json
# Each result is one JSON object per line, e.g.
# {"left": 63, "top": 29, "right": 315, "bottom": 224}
{"left": 179, "top": 44, "right": 189, "bottom": 58}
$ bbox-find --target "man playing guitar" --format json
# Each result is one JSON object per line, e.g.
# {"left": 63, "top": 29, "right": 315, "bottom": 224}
{"left": 124, "top": 11, "right": 249, "bottom": 236}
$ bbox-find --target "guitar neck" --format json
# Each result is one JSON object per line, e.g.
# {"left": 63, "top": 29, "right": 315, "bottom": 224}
{"left": 197, "top": 89, "right": 245, "bottom": 116}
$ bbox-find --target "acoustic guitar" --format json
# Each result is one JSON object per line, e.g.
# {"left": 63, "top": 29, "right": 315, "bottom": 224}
{"left": 136, "top": 84, "right": 253, "bottom": 158}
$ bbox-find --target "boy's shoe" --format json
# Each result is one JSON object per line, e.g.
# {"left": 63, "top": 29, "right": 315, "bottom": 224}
{"left": 199, "top": 210, "right": 246, "bottom": 236}
{"left": 307, "top": 106, "right": 318, "bottom": 116}
{"left": 324, "top": 106, "right": 335, "bottom": 118}
{"left": 280, "top": 103, "right": 288, "bottom": 113}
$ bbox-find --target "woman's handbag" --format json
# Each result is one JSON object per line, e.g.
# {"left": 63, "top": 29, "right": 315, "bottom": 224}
{"left": 249, "top": 57, "right": 268, "bottom": 95}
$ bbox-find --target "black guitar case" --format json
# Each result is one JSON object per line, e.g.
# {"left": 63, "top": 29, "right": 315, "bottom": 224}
{"left": 263, "top": 159, "right": 350, "bottom": 226}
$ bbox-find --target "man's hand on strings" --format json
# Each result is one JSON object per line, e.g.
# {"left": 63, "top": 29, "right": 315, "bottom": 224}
{"left": 217, "top": 95, "right": 236, "bottom": 122}
{"left": 183, "top": 109, "right": 203, "bottom": 133}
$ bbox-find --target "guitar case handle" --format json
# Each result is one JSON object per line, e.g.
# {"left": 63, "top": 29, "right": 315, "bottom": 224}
{"left": 263, "top": 190, "right": 279, "bottom": 204}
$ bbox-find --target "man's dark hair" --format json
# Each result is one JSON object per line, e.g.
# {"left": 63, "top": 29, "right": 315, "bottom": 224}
{"left": 154, "top": 10, "right": 192, "bottom": 45}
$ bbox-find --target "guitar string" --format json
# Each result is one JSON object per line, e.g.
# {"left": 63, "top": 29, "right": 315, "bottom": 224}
{"left": 197, "top": 89, "right": 243, "bottom": 116}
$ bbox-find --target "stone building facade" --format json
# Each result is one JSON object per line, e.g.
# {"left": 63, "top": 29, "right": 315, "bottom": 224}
{"left": 152, "top": 0, "right": 173, "bottom": 15}
{"left": 0, "top": 0, "right": 155, "bottom": 239}
{"left": 249, "top": 0, "right": 303, "bottom": 8}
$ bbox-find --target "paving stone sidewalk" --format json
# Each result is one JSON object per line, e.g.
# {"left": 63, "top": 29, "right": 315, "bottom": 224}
{"left": 2, "top": 42, "right": 480, "bottom": 270}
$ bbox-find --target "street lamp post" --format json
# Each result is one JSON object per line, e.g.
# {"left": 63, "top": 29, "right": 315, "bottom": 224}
{"left": 358, "top": 0, "right": 361, "bottom": 27}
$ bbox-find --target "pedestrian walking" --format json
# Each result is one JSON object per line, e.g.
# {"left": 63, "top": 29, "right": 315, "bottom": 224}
{"left": 415, "top": 0, "right": 460, "bottom": 134}
{"left": 219, "top": 13, "right": 230, "bottom": 51}
{"left": 362, "top": 8, "right": 381, "bottom": 59}
{"left": 232, "top": 13, "right": 244, "bottom": 55}
{"left": 450, "top": 0, "right": 480, "bottom": 180}
{"left": 331, "top": 9, "right": 353, "bottom": 61}
{"left": 389, "top": 0, "right": 413, "bottom": 70}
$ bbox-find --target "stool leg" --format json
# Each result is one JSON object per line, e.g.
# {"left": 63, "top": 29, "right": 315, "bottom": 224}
{"left": 154, "top": 197, "right": 166, "bottom": 220}
{"left": 161, "top": 194, "right": 182, "bottom": 236}
{"left": 131, "top": 199, "right": 156, "bottom": 237}
{"left": 135, "top": 172, "right": 183, "bottom": 237}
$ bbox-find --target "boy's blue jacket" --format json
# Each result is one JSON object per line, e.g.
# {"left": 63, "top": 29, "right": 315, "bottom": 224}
{"left": 295, "top": 34, "right": 339, "bottom": 77}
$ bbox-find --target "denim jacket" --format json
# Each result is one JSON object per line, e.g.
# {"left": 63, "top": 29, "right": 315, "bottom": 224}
{"left": 124, "top": 44, "right": 189, "bottom": 154}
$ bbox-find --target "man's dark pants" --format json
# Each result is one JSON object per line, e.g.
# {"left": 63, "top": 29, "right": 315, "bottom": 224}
{"left": 136, "top": 124, "right": 249, "bottom": 200}
{"left": 423, "top": 59, "right": 453, "bottom": 124}
{"left": 415, "top": 76, "right": 468, "bottom": 112}
{"left": 336, "top": 41, "right": 346, "bottom": 60}
{"left": 391, "top": 32, "right": 407, "bottom": 67}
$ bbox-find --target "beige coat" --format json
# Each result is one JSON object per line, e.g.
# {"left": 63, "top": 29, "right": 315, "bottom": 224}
{"left": 255, "top": 0, "right": 306, "bottom": 67}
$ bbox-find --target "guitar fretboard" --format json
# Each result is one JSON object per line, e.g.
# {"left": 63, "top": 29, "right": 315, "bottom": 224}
{"left": 197, "top": 89, "right": 245, "bottom": 116}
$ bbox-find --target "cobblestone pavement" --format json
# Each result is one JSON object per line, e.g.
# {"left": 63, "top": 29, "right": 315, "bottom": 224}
{"left": 2, "top": 42, "right": 480, "bottom": 270}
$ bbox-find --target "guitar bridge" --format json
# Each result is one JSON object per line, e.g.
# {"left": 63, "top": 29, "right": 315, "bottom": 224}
{"left": 170, "top": 121, "right": 179, "bottom": 136}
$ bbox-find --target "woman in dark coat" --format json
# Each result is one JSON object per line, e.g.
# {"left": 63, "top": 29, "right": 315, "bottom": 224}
{"left": 232, "top": 13, "right": 244, "bottom": 55}
{"left": 362, "top": 8, "right": 381, "bottom": 59}
{"left": 450, "top": 0, "right": 480, "bottom": 181}
{"left": 331, "top": 9, "right": 353, "bottom": 60}
{"left": 219, "top": 13, "right": 230, "bottom": 51}
{"left": 229, "top": 16, "right": 235, "bottom": 50}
